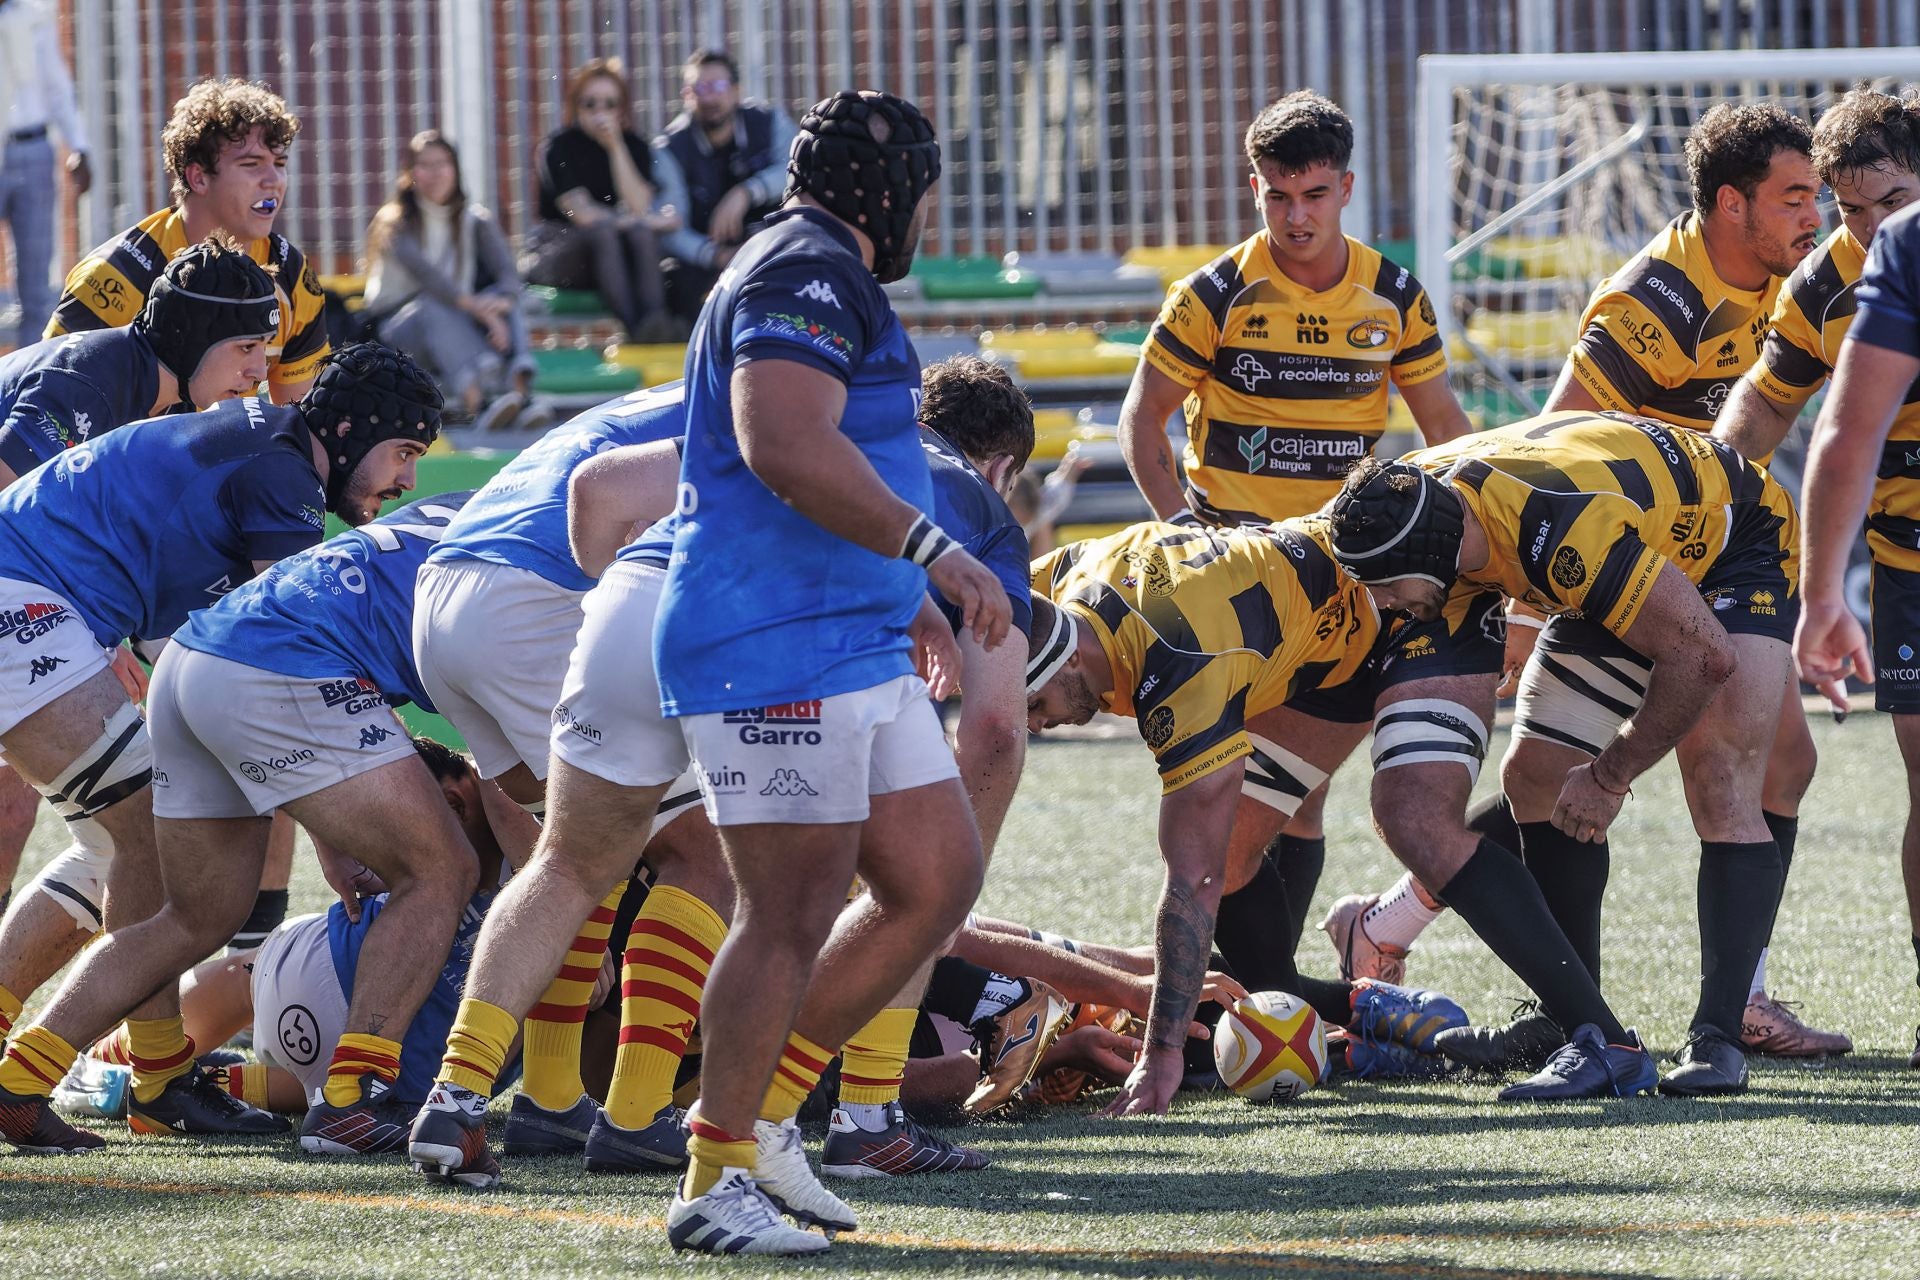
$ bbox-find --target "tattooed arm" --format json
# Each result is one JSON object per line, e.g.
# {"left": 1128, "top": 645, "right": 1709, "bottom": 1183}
{"left": 1100, "top": 758, "right": 1244, "bottom": 1118}
{"left": 1115, "top": 361, "right": 1194, "bottom": 521}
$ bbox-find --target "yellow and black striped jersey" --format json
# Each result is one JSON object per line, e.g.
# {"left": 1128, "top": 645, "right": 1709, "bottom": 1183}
{"left": 46, "top": 207, "right": 331, "bottom": 390}
{"left": 1751, "top": 226, "right": 1920, "bottom": 571}
{"left": 1566, "top": 213, "right": 1780, "bottom": 431}
{"left": 1143, "top": 233, "right": 1447, "bottom": 521}
{"left": 1034, "top": 518, "right": 1382, "bottom": 793}
{"left": 1409, "top": 410, "right": 1798, "bottom": 636}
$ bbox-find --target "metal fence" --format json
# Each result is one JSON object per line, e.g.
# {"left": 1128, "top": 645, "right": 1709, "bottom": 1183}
{"left": 34, "top": 0, "right": 1920, "bottom": 283}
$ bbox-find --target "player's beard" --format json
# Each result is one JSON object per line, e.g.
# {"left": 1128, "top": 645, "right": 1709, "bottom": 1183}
{"left": 1059, "top": 669, "right": 1102, "bottom": 726}
{"left": 1743, "top": 213, "right": 1813, "bottom": 279}
{"left": 337, "top": 465, "right": 401, "bottom": 527}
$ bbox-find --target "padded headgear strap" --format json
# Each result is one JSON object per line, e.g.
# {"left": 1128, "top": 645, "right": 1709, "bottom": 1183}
{"left": 786, "top": 90, "right": 941, "bottom": 283}
{"left": 296, "top": 342, "right": 443, "bottom": 516}
{"left": 1327, "top": 461, "right": 1465, "bottom": 589}
{"left": 135, "top": 243, "right": 279, "bottom": 407}
{"left": 1027, "top": 594, "right": 1079, "bottom": 694}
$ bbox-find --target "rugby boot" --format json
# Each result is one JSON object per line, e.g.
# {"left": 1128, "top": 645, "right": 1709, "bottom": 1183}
{"left": 299, "top": 1073, "right": 415, "bottom": 1154}
{"left": 1320, "top": 894, "right": 1410, "bottom": 984}
{"left": 1333, "top": 1030, "right": 1457, "bottom": 1082}
{"left": 752, "top": 1116, "right": 858, "bottom": 1233}
{"left": 1433, "top": 1001, "right": 1564, "bottom": 1073}
{"left": 1498, "top": 1023, "right": 1657, "bottom": 1101}
{"left": 129, "top": 1063, "right": 290, "bottom": 1136}
{"left": 1658, "top": 1025, "right": 1749, "bottom": 1097}
{"left": 821, "top": 1101, "right": 990, "bottom": 1178}
{"left": 409, "top": 1082, "right": 500, "bottom": 1188}
{"left": 1347, "top": 978, "right": 1469, "bottom": 1054}
{"left": 1030, "top": 1005, "right": 1140, "bottom": 1104}
{"left": 583, "top": 1103, "right": 689, "bottom": 1173}
{"left": 965, "top": 980, "right": 1069, "bottom": 1114}
{"left": 0, "top": 1082, "right": 105, "bottom": 1153}
{"left": 1740, "top": 992, "right": 1852, "bottom": 1057}
{"left": 502, "top": 1092, "right": 597, "bottom": 1156}
{"left": 668, "top": 1169, "right": 832, "bottom": 1257}
{"left": 51, "top": 1056, "right": 131, "bottom": 1121}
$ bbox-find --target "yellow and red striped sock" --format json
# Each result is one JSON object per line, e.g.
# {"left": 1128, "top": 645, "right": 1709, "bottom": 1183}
{"left": 606, "top": 884, "right": 725, "bottom": 1129}
{"left": 0, "top": 1025, "right": 78, "bottom": 1098}
{"left": 91, "top": 1024, "right": 133, "bottom": 1066}
{"left": 758, "top": 1029, "right": 834, "bottom": 1124}
{"left": 211, "top": 1061, "right": 272, "bottom": 1109}
{"left": 683, "top": 1107, "right": 757, "bottom": 1199}
{"left": 127, "top": 1017, "right": 196, "bottom": 1105}
{"left": 437, "top": 997, "right": 517, "bottom": 1098}
{"left": 0, "top": 982, "right": 21, "bottom": 1042}
{"left": 520, "top": 882, "right": 625, "bottom": 1111}
{"left": 320, "top": 1032, "right": 402, "bottom": 1109}
{"left": 839, "top": 1006, "right": 917, "bottom": 1107}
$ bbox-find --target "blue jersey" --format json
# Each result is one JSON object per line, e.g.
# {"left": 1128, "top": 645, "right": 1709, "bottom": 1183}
{"left": 1857, "top": 203, "right": 1920, "bottom": 360}
{"left": 0, "top": 398, "right": 327, "bottom": 647}
{"left": 922, "top": 429, "right": 1032, "bottom": 638}
{"left": 173, "top": 492, "right": 474, "bottom": 709}
{"left": 329, "top": 886, "right": 499, "bottom": 1106}
{"left": 0, "top": 328, "right": 163, "bottom": 478}
{"left": 431, "top": 384, "right": 687, "bottom": 591}
{"left": 654, "top": 207, "right": 931, "bottom": 715}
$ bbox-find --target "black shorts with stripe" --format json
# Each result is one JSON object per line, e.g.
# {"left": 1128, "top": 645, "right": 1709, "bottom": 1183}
{"left": 1287, "top": 590, "right": 1505, "bottom": 724}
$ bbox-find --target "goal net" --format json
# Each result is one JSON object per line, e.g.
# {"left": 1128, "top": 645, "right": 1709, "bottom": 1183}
{"left": 1415, "top": 48, "right": 1920, "bottom": 433}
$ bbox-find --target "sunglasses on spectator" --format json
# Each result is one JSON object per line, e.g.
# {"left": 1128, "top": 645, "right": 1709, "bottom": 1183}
{"left": 690, "top": 76, "right": 733, "bottom": 93}
{"left": 579, "top": 94, "right": 622, "bottom": 110}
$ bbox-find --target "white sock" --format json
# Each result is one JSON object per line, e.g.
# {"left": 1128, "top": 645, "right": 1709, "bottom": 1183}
{"left": 840, "top": 1101, "right": 891, "bottom": 1132}
{"left": 1361, "top": 873, "right": 1443, "bottom": 949}
{"left": 1749, "top": 947, "right": 1768, "bottom": 999}
{"left": 968, "top": 974, "right": 1031, "bottom": 1025}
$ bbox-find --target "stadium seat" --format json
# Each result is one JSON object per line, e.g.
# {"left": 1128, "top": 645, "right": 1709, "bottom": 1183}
{"left": 603, "top": 342, "right": 690, "bottom": 386}
{"left": 530, "top": 347, "right": 641, "bottom": 395}
{"left": 1457, "top": 310, "right": 1581, "bottom": 362}
{"left": 978, "top": 328, "right": 1140, "bottom": 380}
{"left": 1101, "top": 324, "right": 1151, "bottom": 349}
{"left": 910, "top": 330, "right": 984, "bottom": 364}
{"left": 524, "top": 286, "right": 608, "bottom": 317}
{"left": 910, "top": 255, "right": 1042, "bottom": 300}
{"left": 1119, "top": 244, "right": 1234, "bottom": 288}
{"left": 1007, "top": 252, "right": 1166, "bottom": 299}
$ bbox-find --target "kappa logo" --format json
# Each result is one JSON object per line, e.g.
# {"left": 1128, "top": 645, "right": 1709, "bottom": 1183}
{"left": 795, "top": 279, "right": 842, "bottom": 308}
{"left": 26, "top": 654, "right": 67, "bottom": 684}
{"left": 71, "top": 410, "right": 92, "bottom": 441}
{"left": 760, "top": 768, "right": 819, "bottom": 797}
{"left": 0, "top": 601, "right": 72, "bottom": 645}
{"left": 357, "top": 723, "right": 394, "bottom": 750}
{"left": 1231, "top": 352, "right": 1269, "bottom": 392}
{"left": 1550, "top": 545, "right": 1587, "bottom": 590}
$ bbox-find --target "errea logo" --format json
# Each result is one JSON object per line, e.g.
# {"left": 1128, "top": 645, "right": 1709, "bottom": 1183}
{"left": 796, "top": 280, "right": 841, "bottom": 308}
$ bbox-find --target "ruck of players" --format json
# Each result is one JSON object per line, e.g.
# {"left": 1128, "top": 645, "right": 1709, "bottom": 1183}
{"left": 1, "top": 63, "right": 1919, "bottom": 1263}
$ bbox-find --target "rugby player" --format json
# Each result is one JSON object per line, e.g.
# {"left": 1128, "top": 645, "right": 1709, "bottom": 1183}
{"left": 1329, "top": 408, "right": 1800, "bottom": 1096}
{"left": 1114, "top": 90, "right": 1473, "bottom": 1001}
{"left": 0, "top": 241, "right": 277, "bottom": 1022}
{"left": 1793, "top": 191, "right": 1920, "bottom": 1068}
{"left": 1713, "top": 90, "right": 1920, "bottom": 1059}
{"left": 0, "top": 344, "right": 438, "bottom": 1153}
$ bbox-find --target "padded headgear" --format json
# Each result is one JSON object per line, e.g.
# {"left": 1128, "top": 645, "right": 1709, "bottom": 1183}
{"left": 1027, "top": 593, "right": 1079, "bottom": 694}
{"left": 1327, "top": 461, "right": 1466, "bottom": 589}
{"left": 296, "top": 342, "right": 442, "bottom": 516}
{"left": 135, "top": 242, "right": 279, "bottom": 407}
{"left": 785, "top": 90, "right": 941, "bottom": 283}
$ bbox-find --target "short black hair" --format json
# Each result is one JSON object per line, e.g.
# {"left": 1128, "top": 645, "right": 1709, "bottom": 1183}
{"left": 1685, "top": 102, "right": 1813, "bottom": 216}
{"left": 1245, "top": 91, "right": 1354, "bottom": 174}
{"left": 685, "top": 49, "right": 739, "bottom": 82}
{"left": 1812, "top": 88, "right": 1920, "bottom": 188}
{"left": 918, "top": 355, "right": 1036, "bottom": 471}
{"left": 411, "top": 734, "right": 473, "bottom": 785}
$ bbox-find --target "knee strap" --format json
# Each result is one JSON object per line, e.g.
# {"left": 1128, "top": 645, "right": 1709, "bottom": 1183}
{"left": 1510, "top": 650, "right": 1650, "bottom": 758}
{"left": 1241, "top": 734, "right": 1331, "bottom": 816}
{"left": 1371, "top": 699, "right": 1490, "bottom": 783}
{"left": 31, "top": 830, "right": 111, "bottom": 930}
{"left": 28, "top": 703, "right": 151, "bottom": 923}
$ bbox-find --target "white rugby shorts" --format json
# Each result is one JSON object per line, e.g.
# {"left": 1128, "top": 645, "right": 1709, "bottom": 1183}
{"left": 548, "top": 559, "right": 690, "bottom": 792}
{"left": 0, "top": 576, "right": 111, "bottom": 736}
{"left": 250, "top": 912, "right": 345, "bottom": 1106}
{"left": 414, "top": 558, "right": 589, "bottom": 781}
{"left": 146, "top": 646, "right": 415, "bottom": 820}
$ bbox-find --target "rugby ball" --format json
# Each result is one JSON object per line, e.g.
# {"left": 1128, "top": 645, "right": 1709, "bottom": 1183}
{"left": 1213, "top": 990, "right": 1328, "bottom": 1102}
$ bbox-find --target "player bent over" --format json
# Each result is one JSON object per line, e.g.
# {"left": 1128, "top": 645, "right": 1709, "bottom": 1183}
{"left": 1329, "top": 409, "right": 1800, "bottom": 1097}
{"left": 0, "top": 344, "right": 437, "bottom": 1152}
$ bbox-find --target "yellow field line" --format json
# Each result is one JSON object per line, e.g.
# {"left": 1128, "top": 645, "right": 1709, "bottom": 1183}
{"left": 2, "top": 1167, "right": 1916, "bottom": 1274}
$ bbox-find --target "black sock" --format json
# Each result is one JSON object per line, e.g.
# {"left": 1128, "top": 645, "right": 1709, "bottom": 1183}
{"left": 1762, "top": 811, "right": 1799, "bottom": 876}
{"left": 1517, "top": 821, "right": 1608, "bottom": 983}
{"left": 1693, "top": 840, "right": 1783, "bottom": 1036}
{"left": 227, "top": 888, "right": 289, "bottom": 954}
{"left": 922, "top": 955, "right": 1028, "bottom": 1026}
{"left": 1913, "top": 935, "right": 1920, "bottom": 990}
{"left": 1467, "top": 793, "right": 1522, "bottom": 859}
{"left": 1273, "top": 834, "right": 1326, "bottom": 953}
{"left": 1437, "top": 838, "right": 1626, "bottom": 1041}
{"left": 1215, "top": 855, "right": 1352, "bottom": 1025}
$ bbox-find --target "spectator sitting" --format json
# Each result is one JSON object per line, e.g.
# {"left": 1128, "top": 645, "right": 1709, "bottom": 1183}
{"left": 652, "top": 49, "right": 796, "bottom": 323}
{"left": 525, "top": 57, "right": 683, "bottom": 344}
{"left": 363, "top": 130, "right": 545, "bottom": 431}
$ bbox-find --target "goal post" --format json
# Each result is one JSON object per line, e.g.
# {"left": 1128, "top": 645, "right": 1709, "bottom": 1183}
{"left": 1415, "top": 47, "right": 1920, "bottom": 427}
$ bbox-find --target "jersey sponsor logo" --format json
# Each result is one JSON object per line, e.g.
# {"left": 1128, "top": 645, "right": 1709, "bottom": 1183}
{"left": 1528, "top": 519, "right": 1554, "bottom": 565}
{"left": 759, "top": 767, "right": 819, "bottom": 796}
{"left": 795, "top": 280, "right": 842, "bottom": 308}
{"left": 239, "top": 748, "right": 315, "bottom": 783}
{"left": 1209, "top": 422, "right": 1372, "bottom": 480}
{"left": 1399, "top": 634, "right": 1435, "bottom": 659}
{"left": 1749, "top": 588, "right": 1778, "bottom": 616}
{"left": 300, "top": 505, "right": 325, "bottom": 530}
{"left": 118, "top": 235, "right": 155, "bottom": 273}
{"left": 1615, "top": 313, "right": 1666, "bottom": 361}
{"left": 70, "top": 411, "right": 92, "bottom": 443}
{"left": 1120, "top": 548, "right": 1176, "bottom": 597}
{"left": 315, "top": 677, "right": 386, "bottom": 715}
{"left": 1295, "top": 312, "right": 1331, "bottom": 345}
{"left": 0, "top": 601, "right": 72, "bottom": 644}
{"left": 1418, "top": 293, "right": 1436, "bottom": 327}
{"left": 1695, "top": 380, "right": 1732, "bottom": 414}
{"left": 1136, "top": 673, "right": 1160, "bottom": 699}
{"left": 759, "top": 310, "right": 852, "bottom": 361}
{"left": 1714, "top": 337, "right": 1741, "bottom": 368}
{"left": 1240, "top": 313, "right": 1270, "bottom": 339}
{"left": 277, "top": 1004, "right": 321, "bottom": 1066}
{"left": 1231, "top": 352, "right": 1270, "bottom": 392}
{"left": 1550, "top": 546, "right": 1587, "bottom": 590}
{"left": 699, "top": 763, "right": 747, "bottom": 795}
{"left": 552, "top": 702, "right": 602, "bottom": 744}
{"left": 26, "top": 654, "right": 68, "bottom": 683}
{"left": 725, "top": 700, "right": 825, "bottom": 745}
{"left": 1346, "top": 318, "right": 1390, "bottom": 348}
{"left": 1644, "top": 273, "right": 1696, "bottom": 325}
{"left": 1143, "top": 705, "right": 1176, "bottom": 749}
{"left": 357, "top": 723, "right": 394, "bottom": 749}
